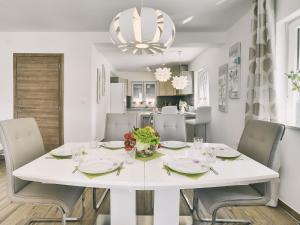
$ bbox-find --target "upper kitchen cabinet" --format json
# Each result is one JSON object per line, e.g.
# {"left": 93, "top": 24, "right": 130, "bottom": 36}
{"left": 157, "top": 65, "right": 193, "bottom": 96}
{"left": 158, "top": 80, "right": 175, "bottom": 96}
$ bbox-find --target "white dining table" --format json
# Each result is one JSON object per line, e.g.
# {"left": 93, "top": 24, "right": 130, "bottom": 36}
{"left": 13, "top": 142, "right": 279, "bottom": 225}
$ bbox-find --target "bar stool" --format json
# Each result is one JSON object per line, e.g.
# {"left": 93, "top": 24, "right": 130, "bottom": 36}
{"left": 186, "top": 106, "right": 211, "bottom": 142}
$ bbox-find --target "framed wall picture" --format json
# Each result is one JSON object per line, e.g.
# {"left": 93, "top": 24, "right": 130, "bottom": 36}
{"left": 218, "top": 64, "right": 228, "bottom": 112}
{"left": 102, "top": 64, "right": 106, "bottom": 96}
{"left": 97, "top": 67, "right": 101, "bottom": 104}
{"left": 228, "top": 42, "right": 241, "bottom": 99}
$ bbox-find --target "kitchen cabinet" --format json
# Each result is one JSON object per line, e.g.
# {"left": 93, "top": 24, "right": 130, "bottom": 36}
{"left": 158, "top": 71, "right": 193, "bottom": 96}
{"left": 158, "top": 80, "right": 175, "bottom": 96}
{"left": 131, "top": 81, "right": 157, "bottom": 108}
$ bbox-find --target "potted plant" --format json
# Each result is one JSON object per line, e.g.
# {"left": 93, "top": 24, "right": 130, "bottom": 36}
{"left": 286, "top": 71, "right": 300, "bottom": 126}
{"left": 124, "top": 127, "right": 160, "bottom": 158}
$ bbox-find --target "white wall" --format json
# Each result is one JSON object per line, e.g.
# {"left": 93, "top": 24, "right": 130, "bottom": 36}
{"left": 190, "top": 2, "right": 300, "bottom": 213}
{"left": 189, "top": 11, "right": 251, "bottom": 148}
{"left": 0, "top": 32, "right": 111, "bottom": 142}
{"left": 275, "top": 0, "right": 300, "bottom": 213}
{"left": 276, "top": 0, "right": 300, "bottom": 22}
{"left": 91, "top": 46, "right": 114, "bottom": 140}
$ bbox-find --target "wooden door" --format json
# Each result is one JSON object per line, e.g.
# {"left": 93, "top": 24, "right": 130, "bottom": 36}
{"left": 14, "top": 54, "right": 64, "bottom": 151}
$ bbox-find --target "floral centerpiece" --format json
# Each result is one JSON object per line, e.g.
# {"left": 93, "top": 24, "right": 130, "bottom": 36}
{"left": 124, "top": 126, "right": 160, "bottom": 158}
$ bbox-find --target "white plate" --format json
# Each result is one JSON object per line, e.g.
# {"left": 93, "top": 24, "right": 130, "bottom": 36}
{"left": 164, "top": 157, "right": 209, "bottom": 174}
{"left": 50, "top": 147, "right": 72, "bottom": 157}
{"left": 214, "top": 147, "right": 241, "bottom": 158}
{"left": 79, "top": 158, "right": 121, "bottom": 174}
{"left": 101, "top": 141, "right": 124, "bottom": 149}
{"left": 161, "top": 141, "right": 188, "bottom": 149}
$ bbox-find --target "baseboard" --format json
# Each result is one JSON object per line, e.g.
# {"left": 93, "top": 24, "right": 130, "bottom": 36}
{"left": 279, "top": 200, "right": 300, "bottom": 222}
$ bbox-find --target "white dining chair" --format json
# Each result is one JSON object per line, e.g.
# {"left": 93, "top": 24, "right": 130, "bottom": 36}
{"left": 92, "top": 113, "right": 138, "bottom": 210}
{"left": 161, "top": 106, "right": 178, "bottom": 114}
{"left": 0, "top": 118, "right": 85, "bottom": 225}
{"left": 153, "top": 114, "right": 186, "bottom": 142}
{"left": 192, "top": 119, "right": 285, "bottom": 225}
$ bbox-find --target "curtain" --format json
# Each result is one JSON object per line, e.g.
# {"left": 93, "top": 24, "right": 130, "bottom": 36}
{"left": 245, "top": 0, "right": 277, "bottom": 122}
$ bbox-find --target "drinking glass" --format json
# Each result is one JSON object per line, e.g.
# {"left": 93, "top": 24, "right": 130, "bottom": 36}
{"left": 72, "top": 147, "right": 83, "bottom": 167}
{"left": 89, "top": 138, "right": 98, "bottom": 149}
{"left": 125, "top": 149, "right": 136, "bottom": 164}
{"left": 193, "top": 137, "right": 203, "bottom": 151}
{"left": 205, "top": 147, "right": 216, "bottom": 164}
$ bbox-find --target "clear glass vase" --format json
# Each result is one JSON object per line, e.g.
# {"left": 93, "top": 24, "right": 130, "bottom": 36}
{"left": 125, "top": 149, "right": 136, "bottom": 164}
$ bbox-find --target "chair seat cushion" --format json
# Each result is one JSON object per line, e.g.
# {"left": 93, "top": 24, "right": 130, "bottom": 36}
{"left": 194, "top": 185, "right": 263, "bottom": 214}
{"left": 16, "top": 182, "right": 84, "bottom": 215}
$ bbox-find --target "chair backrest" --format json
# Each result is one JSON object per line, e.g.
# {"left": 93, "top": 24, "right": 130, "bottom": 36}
{"left": 195, "top": 106, "right": 212, "bottom": 124}
{"left": 104, "top": 113, "right": 137, "bottom": 141}
{"left": 0, "top": 118, "right": 45, "bottom": 196}
{"left": 237, "top": 119, "right": 285, "bottom": 200}
{"left": 153, "top": 114, "right": 186, "bottom": 142}
{"left": 161, "top": 106, "right": 178, "bottom": 114}
{"left": 238, "top": 120, "right": 285, "bottom": 170}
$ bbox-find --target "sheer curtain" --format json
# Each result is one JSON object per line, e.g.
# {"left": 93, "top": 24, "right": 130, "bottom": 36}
{"left": 245, "top": 0, "right": 277, "bottom": 122}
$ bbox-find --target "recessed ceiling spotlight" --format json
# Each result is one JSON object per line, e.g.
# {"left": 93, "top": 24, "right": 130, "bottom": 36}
{"left": 216, "top": 0, "right": 228, "bottom": 6}
{"left": 182, "top": 16, "right": 194, "bottom": 25}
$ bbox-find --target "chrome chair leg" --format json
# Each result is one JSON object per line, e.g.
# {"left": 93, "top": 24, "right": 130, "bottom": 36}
{"left": 93, "top": 188, "right": 109, "bottom": 210}
{"left": 180, "top": 190, "right": 193, "bottom": 213}
{"left": 25, "top": 193, "right": 85, "bottom": 225}
{"left": 192, "top": 198, "right": 252, "bottom": 225}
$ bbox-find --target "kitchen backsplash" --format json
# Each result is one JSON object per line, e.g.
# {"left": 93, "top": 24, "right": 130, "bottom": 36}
{"left": 156, "top": 95, "right": 194, "bottom": 108}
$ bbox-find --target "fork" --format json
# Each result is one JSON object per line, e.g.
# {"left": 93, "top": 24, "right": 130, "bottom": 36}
{"left": 210, "top": 167, "right": 219, "bottom": 175}
{"left": 164, "top": 165, "right": 171, "bottom": 176}
{"left": 72, "top": 166, "right": 78, "bottom": 174}
{"left": 116, "top": 162, "right": 124, "bottom": 176}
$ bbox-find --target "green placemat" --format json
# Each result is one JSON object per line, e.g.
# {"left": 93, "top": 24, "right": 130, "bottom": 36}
{"left": 217, "top": 155, "right": 242, "bottom": 161}
{"left": 161, "top": 145, "right": 190, "bottom": 150}
{"left": 99, "top": 145, "right": 123, "bottom": 150}
{"left": 81, "top": 168, "right": 122, "bottom": 179}
{"left": 136, "top": 152, "right": 165, "bottom": 162}
{"left": 163, "top": 165, "right": 206, "bottom": 180}
{"left": 50, "top": 155, "right": 72, "bottom": 160}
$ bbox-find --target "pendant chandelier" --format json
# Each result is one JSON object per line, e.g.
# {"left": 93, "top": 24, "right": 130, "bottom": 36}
{"left": 155, "top": 67, "right": 172, "bottom": 82}
{"left": 172, "top": 51, "right": 188, "bottom": 90}
{"left": 172, "top": 75, "right": 188, "bottom": 90}
{"left": 109, "top": 7, "right": 176, "bottom": 55}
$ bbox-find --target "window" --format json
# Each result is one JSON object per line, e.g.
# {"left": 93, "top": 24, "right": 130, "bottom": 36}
{"left": 195, "top": 69, "right": 210, "bottom": 107}
{"left": 287, "top": 18, "right": 300, "bottom": 127}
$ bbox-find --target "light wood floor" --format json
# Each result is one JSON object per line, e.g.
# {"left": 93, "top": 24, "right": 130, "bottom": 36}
{"left": 0, "top": 159, "right": 297, "bottom": 225}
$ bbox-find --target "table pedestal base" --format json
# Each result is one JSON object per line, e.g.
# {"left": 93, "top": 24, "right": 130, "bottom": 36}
{"left": 96, "top": 215, "right": 193, "bottom": 225}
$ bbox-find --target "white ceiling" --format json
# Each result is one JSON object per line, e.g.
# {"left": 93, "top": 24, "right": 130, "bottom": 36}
{"left": 0, "top": 0, "right": 251, "bottom": 32}
{"left": 0, "top": 0, "right": 251, "bottom": 71}
{"left": 96, "top": 43, "right": 206, "bottom": 71}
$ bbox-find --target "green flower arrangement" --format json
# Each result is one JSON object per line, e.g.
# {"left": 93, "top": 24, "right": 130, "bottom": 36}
{"left": 132, "top": 126, "right": 160, "bottom": 157}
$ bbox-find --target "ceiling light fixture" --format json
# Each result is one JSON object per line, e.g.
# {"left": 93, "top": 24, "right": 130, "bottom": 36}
{"left": 172, "top": 51, "right": 188, "bottom": 90}
{"left": 182, "top": 16, "right": 194, "bottom": 25}
{"left": 155, "top": 67, "right": 172, "bottom": 82}
{"left": 109, "top": 7, "right": 176, "bottom": 55}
